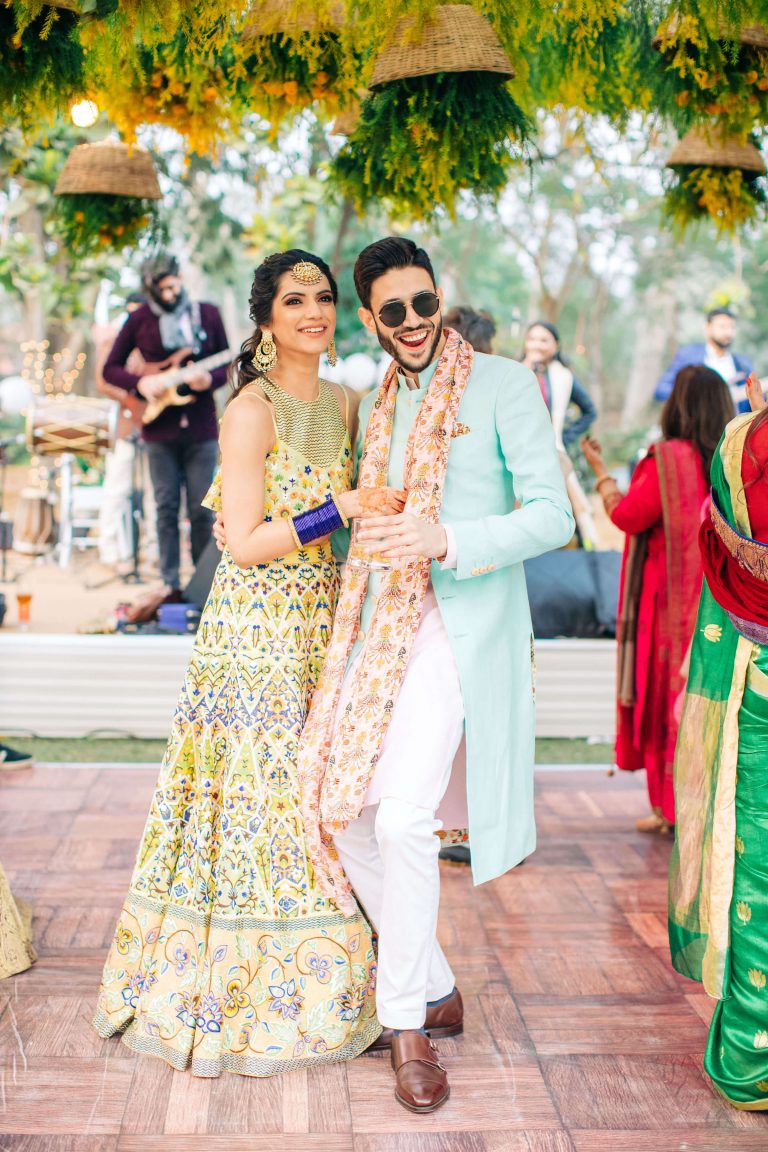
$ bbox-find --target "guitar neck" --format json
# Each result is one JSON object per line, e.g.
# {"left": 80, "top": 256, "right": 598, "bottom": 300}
{"left": 159, "top": 349, "right": 233, "bottom": 389}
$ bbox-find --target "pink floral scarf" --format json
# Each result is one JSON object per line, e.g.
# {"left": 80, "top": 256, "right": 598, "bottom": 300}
{"left": 298, "top": 329, "right": 473, "bottom": 912}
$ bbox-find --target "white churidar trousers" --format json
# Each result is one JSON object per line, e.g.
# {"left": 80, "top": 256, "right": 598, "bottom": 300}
{"left": 332, "top": 589, "right": 465, "bottom": 1029}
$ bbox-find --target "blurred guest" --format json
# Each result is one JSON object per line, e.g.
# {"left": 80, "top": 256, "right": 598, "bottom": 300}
{"left": 523, "top": 321, "right": 596, "bottom": 547}
{"left": 90, "top": 291, "right": 151, "bottom": 585}
{"left": 655, "top": 306, "right": 752, "bottom": 412}
{"left": 444, "top": 306, "right": 496, "bottom": 353}
{"left": 103, "top": 254, "right": 230, "bottom": 599}
{"left": 669, "top": 374, "right": 768, "bottom": 1109}
{"left": 522, "top": 321, "right": 597, "bottom": 451}
{"left": 583, "top": 366, "right": 734, "bottom": 831}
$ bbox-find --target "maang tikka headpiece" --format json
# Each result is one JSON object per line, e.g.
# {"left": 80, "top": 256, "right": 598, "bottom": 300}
{"left": 290, "top": 261, "right": 323, "bottom": 285}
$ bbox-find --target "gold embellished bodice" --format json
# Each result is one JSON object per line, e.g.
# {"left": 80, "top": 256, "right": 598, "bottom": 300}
{"left": 203, "top": 377, "right": 353, "bottom": 566}
{"left": 260, "top": 376, "right": 347, "bottom": 468}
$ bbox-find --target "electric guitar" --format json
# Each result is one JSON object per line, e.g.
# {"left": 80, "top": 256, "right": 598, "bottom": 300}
{"left": 138, "top": 346, "right": 234, "bottom": 426}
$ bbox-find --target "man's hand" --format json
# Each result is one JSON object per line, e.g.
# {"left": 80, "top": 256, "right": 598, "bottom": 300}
{"left": 187, "top": 370, "right": 213, "bottom": 392}
{"left": 356, "top": 512, "right": 447, "bottom": 561}
{"left": 213, "top": 512, "right": 226, "bottom": 551}
{"left": 137, "top": 375, "right": 168, "bottom": 402}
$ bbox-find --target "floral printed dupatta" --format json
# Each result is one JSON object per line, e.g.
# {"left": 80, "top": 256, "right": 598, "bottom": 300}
{"left": 668, "top": 415, "right": 759, "bottom": 998}
{"left": 299, "top": 330, "right": 473, "bottom": 913}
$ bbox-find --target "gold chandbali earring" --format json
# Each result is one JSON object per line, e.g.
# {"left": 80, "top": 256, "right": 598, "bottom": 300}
{"left": 327, "top": 338, "right": 338, "bottom": 367}
{"left": 254, "top": 328, "right": 277, "bottom": 373}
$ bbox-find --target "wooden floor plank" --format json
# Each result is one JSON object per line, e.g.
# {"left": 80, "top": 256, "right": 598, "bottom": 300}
{"left": 2, "top": 764, "right": 766, "bottom": 1145}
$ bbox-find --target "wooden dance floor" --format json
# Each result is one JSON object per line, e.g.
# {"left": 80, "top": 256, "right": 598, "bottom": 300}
{"left": 2, "top": 764, "right": 767, "bottom": 1151}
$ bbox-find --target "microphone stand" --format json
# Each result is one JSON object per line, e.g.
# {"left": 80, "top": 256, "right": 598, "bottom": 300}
{"left": 123, "top": 432, "right": 144, "bottom": 585}
{"left": 0, "top": 441, "right": 13, "bottom": 584}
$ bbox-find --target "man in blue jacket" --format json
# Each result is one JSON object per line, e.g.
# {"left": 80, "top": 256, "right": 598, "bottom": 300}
{"left": 655, "top": 307, "right": 752, "bottom": 412}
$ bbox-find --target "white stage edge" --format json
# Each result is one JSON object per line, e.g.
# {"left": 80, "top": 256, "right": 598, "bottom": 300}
{"left": 0, "top": 634, "right": 616, "bottom": 740}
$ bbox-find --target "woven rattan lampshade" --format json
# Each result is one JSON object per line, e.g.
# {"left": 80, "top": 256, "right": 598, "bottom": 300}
{"left": 331, "top": 103, "right": 361, "bottom": 135}
{"left": 54, "top": 140, "right": 162, "bottom": 199}
{"left": 371, "top": 5, "right": 513, "bottom": 87}
{"left": 242, "top": 2, "right": 344, "bottom": 38}
{"left": 653, "top": 16, "right": 768, "bottom": 50}
{"left": 666, "top": 128, "right": 766, "bottom": 173}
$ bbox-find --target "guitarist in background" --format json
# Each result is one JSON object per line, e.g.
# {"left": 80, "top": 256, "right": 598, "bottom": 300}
{"left": 103, "top": 253, "right": 230, "bottom": 600}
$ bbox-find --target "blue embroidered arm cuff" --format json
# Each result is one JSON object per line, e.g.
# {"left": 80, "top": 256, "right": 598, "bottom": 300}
{"left": 292, "top": 497, "right": 345, "bottom": 546}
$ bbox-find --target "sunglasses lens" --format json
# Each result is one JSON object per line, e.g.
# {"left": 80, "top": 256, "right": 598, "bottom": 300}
{"left": 412, "top": 292, "right": 440, "bottom": 319}
{"left": 379, "top": 302, "right": 406, "bottom": 328}
{"left": 378, "top": 292, "right": 440, "bottom": 328}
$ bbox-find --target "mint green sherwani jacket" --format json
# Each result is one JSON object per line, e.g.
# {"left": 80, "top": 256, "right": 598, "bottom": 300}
{"left": 335, "top": 351, "right": 574, "bottom": 885}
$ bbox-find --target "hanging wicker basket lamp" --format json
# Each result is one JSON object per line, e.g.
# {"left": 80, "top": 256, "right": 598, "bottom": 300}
{"left": 666, "top": 128, "right": 766, "bottom": 174}
{"left": 241, "top": 2, "right": 345, "bottom": 39}
{"left": 653, "top": 16, "right": 768, "bottom": 50}
{"left": 54, "top": 139, "right": 162, "bottom": 199}
{"left": 370, "top": 4, "right": 513, "bottom": 87}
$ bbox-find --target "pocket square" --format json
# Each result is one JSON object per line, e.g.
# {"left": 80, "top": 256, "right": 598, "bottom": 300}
{"left": 452, "top": 422, "right": 471, "bottom": 438}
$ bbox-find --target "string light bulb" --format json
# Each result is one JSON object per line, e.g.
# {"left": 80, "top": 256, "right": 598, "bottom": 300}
{"left": 71, "top": 100, "right": 99, "bottom": 129}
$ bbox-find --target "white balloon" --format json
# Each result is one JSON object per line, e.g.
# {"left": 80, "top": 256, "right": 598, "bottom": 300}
{"left": 343, "top": 353, "right": 379, "bottom": 393}
{"left": 0, "top": 376, "right": 34, "bottom": 415}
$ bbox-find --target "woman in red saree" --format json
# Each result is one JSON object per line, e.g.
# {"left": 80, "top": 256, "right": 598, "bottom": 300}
{"left": 582, "top": 366, "right": 734, "bottom": 831}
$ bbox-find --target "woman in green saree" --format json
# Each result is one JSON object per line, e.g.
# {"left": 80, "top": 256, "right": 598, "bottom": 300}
{"left": 669, "top": 378, "right": 768, "bottom": 1109}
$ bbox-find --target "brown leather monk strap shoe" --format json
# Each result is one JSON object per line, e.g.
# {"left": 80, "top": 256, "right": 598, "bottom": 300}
{"left": 367, "top": 987, "right": 463, "bottom": 1052}
{"left": 391, "top": 1030, "right": 450, "bottom": 1113}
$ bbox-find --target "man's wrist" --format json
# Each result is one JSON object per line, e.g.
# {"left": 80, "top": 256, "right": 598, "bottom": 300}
{"left": 434, "top": 524, "right": 448, "bottom": 561}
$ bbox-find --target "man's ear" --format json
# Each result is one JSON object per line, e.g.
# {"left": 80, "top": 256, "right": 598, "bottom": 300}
{"left": 358, "top": 306, "right": 376, "bottom": 336}
{"left": 437, "top": 286, "right": 444, "bottom": 309}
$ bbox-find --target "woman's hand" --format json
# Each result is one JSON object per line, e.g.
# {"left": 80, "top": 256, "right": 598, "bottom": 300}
{"left": 213, "top": 512, "right": 226, "bottom": 550}
{"left": 581, "top": 435, "right": 607, "bottom": 477}
{"left": 745, "top": 373, "right": 767, "bottom": 413}
{"left": 337, "top": 487, "right": 407, "bottom": 519}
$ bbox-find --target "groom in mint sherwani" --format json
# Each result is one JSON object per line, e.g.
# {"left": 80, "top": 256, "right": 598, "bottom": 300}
{"left": 299, "top": 237, "right": 574, "bottom": 1114}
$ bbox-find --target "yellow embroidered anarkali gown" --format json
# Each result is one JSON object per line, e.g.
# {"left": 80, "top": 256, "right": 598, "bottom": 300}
{"left": 93, "top": 379, "right": 380, "bottom": 1076}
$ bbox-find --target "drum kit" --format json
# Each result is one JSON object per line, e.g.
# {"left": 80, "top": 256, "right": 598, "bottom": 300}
{"left": 10, "top": 394, "right": 120, "bottom": 568}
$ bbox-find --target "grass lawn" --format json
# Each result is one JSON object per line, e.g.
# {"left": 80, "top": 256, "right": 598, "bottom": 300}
{"left": 3, "top": 736, "right": 613, "bottom": 765}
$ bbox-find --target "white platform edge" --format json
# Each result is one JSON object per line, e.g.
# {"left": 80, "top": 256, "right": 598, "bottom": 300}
{"left": 0, "top": 634, "right": 617, "bottom": 740}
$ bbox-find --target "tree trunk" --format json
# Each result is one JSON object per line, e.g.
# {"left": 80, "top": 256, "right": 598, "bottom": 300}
{"left": 620, "top": 284, "right": 676, "bottom": 429}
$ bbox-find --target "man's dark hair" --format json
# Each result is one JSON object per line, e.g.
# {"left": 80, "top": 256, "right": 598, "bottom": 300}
{"left": 444, "top": 306, "right": 496, "bottom": 353}
{"left": 353, "top": 237, "right": 435, "bottom": 310}
{"left": 141, "top": 252, "right": 180, "bottom": 289}
{"left": 706, "top": 306, "right": 736, "bottom": 322}
{"left": 125, "top": 290, "right": 146, "bottom": 307}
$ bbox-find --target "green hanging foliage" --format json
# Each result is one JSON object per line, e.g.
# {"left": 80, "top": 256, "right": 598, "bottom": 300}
{"left": 0, "top": 4, "right": 86, "bottom": 127}
{"left": 231, "top": 31, "right": 364, "bottom": 137}
{"left": 332, "top": 71, "right": 532, "bottom": 219}
{"left": 51, "top": 191, "right": 163, "bottom": 255}
{"left": 663, "top": 163, "right": 768, "bottom": 232}
{"left": 653, "top": 11, "right": 768, "bottom": 136}
{"left": 525, "top": 3, "right": 658, "bottom": 122}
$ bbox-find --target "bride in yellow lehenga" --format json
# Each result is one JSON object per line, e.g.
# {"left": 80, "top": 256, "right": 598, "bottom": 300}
{"left": 93, "top": 250, "right": 403, "bottom": 1076}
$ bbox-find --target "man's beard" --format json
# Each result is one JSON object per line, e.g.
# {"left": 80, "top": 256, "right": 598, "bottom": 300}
{"left": 149, "top": 286, "right": 182, "bottom": 313}
{"left": 374, "top": 318, "right": 443, "bottom": 374}
{"left": 711, "top": 336, "right": 733, "bottom": 351}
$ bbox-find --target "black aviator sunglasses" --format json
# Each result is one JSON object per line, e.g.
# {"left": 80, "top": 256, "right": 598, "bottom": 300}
{"left": 377, "top": 290, "right": 441, "bottom": 330}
